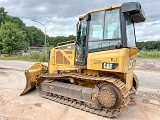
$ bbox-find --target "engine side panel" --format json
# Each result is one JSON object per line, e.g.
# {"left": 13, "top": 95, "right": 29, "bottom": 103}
{"left": 87, "top": 48, "right": 138, "bottom": 90}
{"left": 48, "top": 47, "right": 77, "bottom": 73}
{"left": 48, "top": 42, "right": 85, "bottom": 74}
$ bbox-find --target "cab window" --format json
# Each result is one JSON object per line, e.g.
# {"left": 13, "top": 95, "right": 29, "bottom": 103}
{"left": 126, "top": 16, "right": 136, "bottom": 47}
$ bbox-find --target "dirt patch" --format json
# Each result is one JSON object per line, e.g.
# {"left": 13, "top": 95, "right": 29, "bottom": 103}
{"left": 136, "top": 58, "right": 160, "bottom": 71}
{"left": 0, "top": 70, "right": 7, "bottom": 76}
{"left": 137, "top": 91, "right": 160, "bottom": 101}
{"left": 34, "top": 103, "right": 42, "bottom": 107}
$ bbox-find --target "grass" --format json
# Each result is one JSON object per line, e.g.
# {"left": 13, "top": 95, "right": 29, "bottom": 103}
{"left": 0, "top": 52, "right": 47, "bottom": 62}
{"left": 138, "top": 51, "right": 160, "bottom": 58}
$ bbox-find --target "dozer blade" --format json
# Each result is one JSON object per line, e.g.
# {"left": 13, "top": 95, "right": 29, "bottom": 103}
{"left": 20, "top": 63, "right": 47, "bottom": 96}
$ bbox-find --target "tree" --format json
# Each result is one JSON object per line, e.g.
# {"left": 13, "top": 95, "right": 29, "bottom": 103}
{"left": 0, "top": 22, "right": 27, "bottom": 55}
{"left": 67, "top": 35, "right": 76, "bottom": 40}
{"left": 0, "top": 7, "right": 77, "bottom": 51}
{"left": 48, "top": 35, "right": 76, "bottom": 47}
{"left": 7, "top": 16, "right": 26, "bottom": 30}
{"left": 0, "top": 7, "right": 7, "bottom": 24}
{"left": 25, "top": 26, "right": 46, "bottom": 46}
{"left": 137, "top": 41, "right": 160, "bottom": 51}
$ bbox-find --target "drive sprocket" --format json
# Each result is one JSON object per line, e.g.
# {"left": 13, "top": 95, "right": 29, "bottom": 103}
{"left": 98, "top": 85, "right": 117, "bottom": 108}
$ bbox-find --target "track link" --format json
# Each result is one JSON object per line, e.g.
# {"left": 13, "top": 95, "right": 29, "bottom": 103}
{"left": 37, "top": 73, "right": 130, "bottom": 118}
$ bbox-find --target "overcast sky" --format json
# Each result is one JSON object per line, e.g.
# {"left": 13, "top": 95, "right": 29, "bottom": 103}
{"left": 0, "top": 0, "right": 160, "bottom": 41}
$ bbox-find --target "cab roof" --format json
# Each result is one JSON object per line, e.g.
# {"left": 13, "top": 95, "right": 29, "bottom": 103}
{"left": 79, "top": 4, "right": 121, "bottom": 19}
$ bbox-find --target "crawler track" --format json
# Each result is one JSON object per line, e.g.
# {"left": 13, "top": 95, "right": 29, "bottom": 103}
{"left": 37, "top": 73, "right": 130, "bottom": 118}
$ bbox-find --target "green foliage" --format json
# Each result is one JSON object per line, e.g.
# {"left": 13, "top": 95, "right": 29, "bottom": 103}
{"left": 0, "top": 52, "right": 47, "bottom": 62}
{"left": 19, "top": 52, "right": 46, "bottom": 62}
{"left": 137, "top": 41, "right": 160, "bottom": 51}
{"left": 0, "top": 22, "right": 27, "bottom": 55}
{"left": 0, "top": 7, "right": 7, "bottom": 23}
{"left": 25, "top": 26, "right": 47, "bottom": 46}
{"left": 134, "top": 41, "right": 160, "bottom": 58}
{"left": 7, "top": 16, "right": 26, "bottom": 30}
{"left": 48, "top": 35, "right": 76, "bottom": 47}
{"left": 138, "top": 51, "right": 160, "bottom": 58}
{"left": 0, "top": 7, "right": 77, "bottom": 55}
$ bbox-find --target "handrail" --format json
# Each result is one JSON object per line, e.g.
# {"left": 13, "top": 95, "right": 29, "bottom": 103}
{"left": 57, "top": 40, "right": 75, "bottom": 46}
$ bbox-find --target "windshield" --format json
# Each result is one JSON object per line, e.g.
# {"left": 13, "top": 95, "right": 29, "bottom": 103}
{"left": 88, "top": 8, "right": 121, "bottom": 50}
{"left": 89, "top": 11, "right": 104, "bottom": 41}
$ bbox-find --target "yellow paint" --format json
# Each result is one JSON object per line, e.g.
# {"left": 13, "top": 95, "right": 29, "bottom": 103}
{"left": 83, "top": 69, "right": 99, "bottom": 76}
{"left": 20, "top": 63, "right": 47, "bottom": 95}
{"left": 56, "top": 40, "right": 75, "bottom": 47}
{"left": 48, "top": 47, "right": 77, "bottom": 73}
{"left": 47, "top": 43, "right": 138, "bottom": 90}
{"left": 86, "top": 48, "right": 138, "bottom": 90}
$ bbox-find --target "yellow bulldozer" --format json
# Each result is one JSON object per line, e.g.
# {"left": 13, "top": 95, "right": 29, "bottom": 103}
{"left": 20, "top": 2, "right": 145, "bottom": 118}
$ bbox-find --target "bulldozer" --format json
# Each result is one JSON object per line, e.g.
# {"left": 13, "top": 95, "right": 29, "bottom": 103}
{"left": 20, "top": 2, "right": 146, "bottom": 118}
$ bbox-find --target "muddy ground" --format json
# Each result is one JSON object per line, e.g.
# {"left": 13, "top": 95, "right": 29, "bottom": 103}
{"left": 0, "top": 58, "right": 160, "bottom": 120}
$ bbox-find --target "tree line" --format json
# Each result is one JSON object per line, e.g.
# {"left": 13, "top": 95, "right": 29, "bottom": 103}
{"left": 137, "top": 41, "right": 160, "bottom": 51}
{"left": 0, "top": 7, "right": 76, "bottom": 55}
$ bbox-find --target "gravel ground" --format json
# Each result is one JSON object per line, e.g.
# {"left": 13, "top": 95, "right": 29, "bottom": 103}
{"left": 0, "top": 58, "right": 160, "bottom": 120}
{"left": 136, "top": 58, "right": 160, "bottom": 71}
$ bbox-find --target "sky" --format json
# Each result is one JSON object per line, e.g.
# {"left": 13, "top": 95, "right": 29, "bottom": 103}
{"left": 0, "top": 0, "right": 160, "bottom": 42}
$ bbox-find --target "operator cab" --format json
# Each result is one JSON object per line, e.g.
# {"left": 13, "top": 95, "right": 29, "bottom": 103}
{"left": 75, "top": 2, "right": 146, "bottom": 65}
